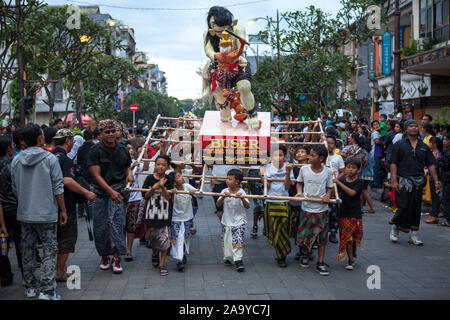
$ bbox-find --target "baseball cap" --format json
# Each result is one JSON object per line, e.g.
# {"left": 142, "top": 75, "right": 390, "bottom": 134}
{"left": 53, "top": 129, "right": 74, "bottom": 140}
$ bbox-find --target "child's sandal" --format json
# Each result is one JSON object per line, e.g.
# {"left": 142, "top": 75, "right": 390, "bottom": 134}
{"left": 159, "top": 265, "right": 168, "bottom": 276}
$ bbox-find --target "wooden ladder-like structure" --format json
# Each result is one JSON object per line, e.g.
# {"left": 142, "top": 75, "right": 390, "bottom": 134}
{"left": 127, "top": 115, "right": 341, "bottom": 204}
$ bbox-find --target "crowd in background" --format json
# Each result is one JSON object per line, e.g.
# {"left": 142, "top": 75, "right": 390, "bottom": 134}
{"left": 0, "top": 111, "right": 448, "bottom": 300}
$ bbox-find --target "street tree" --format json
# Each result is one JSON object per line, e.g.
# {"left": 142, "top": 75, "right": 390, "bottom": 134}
{"left": 22, "top": 5, "right": 122, "bottom": 124}
{"left": 82, "top": 54, "right": 144, "bottom": 122}
{"left": 253, "top": 0, "right": 379, "bottom": 119}
{"left": 118, "top": 90, "right": 183, "bottom": 126}
{"left": 0, "top": 0, "right": 43, "bottom": 118}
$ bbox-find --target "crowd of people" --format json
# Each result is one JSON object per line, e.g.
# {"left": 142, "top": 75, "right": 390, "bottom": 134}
{"left": 0, "top": 111, "right": 448, "bottom": 300}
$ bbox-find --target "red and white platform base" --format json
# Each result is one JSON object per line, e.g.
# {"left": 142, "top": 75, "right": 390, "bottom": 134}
{"left": 199, "top": 111, "right": 271, "bottom": 165}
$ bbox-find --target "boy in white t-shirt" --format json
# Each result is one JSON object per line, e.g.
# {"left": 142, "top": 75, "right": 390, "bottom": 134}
{"left": 169, "top": 171, "right": 198, "bottom": 272}
{"left": 295, "top": 144, "right": 333, "bottom": 276}
{"left": 216, "top": 169, "right": 250, "bottom": 272}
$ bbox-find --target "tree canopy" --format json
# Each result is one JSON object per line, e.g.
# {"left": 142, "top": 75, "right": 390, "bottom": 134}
{"left": 252, "top": 0, "right": 379, "bottom": 119}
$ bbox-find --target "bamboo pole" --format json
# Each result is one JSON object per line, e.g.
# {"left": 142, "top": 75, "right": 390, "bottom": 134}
{"left": 135, "top": 172, "right": 334, "bottom": 183}
{"left": 126, "top": 114, "right": 161, "bottom": 188}
{"left": 263, "top": 174, "right": 268, "bottom": 199}
{"left": 271, "top": 131, "right": 323, "bottom": 135}
{"left": 155, "top": 127, "right": 199, "bottom": 133}
{"left": 277, "top": 141, "right": 324, "bottom": 145}
{"left": 129, "top": 188, "right": 341, "bottom": 204}
{"left": 150, "top": 138, "right": 199, "bottom": 144}
{"left": 319, "top": 119, "right": 341, "bottom": 202}
{"left": 160, "top": 117, "right": 202, "bottom": 121}
{"left": 272, "top": 120, "right": 320, "bottom": 125}
{"left": 198, "top": 163, "right": 207, "bottom": 194}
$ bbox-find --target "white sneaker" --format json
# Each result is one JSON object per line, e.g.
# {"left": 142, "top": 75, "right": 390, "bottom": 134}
{"left": 39, "top": 292, "right": 61, "bottom": 300}
{"left": 112, "top": 257, "right": 123, "bottom": 274}
{"left": 408, "top": 234, "right": 423, "bottom": 246}
{"left": 24, "top": 288, "right": 38, "bottom": 298}
{"left": 100, "top": 255, "right": 110, "bottom": 270}
{"left": 390, "top": 226, "right": 399, "bottom": 243}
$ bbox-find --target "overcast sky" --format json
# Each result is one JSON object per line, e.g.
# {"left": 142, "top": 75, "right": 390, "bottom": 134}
{"left": 44, "top": 0, "right": 343, "bottom": 100}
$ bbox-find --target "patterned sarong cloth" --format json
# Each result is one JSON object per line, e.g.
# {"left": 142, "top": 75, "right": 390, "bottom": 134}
{"left": 149, "top": 226, "right": 170, "bottom": 252}
{"left": 338, "top": 218, "right": 363, "bottom": 262}
{"left": 170, "top": 221, "right": 191, "bottom": 246}
{"left": 264, "top": 202, "right": 291, "bottom": 259}
{"left": 170, "top": 221, "right": 191, "bottom": 261}
{"left": 296, "top": 210, "right": 328, "bottom": 252}
{"left": 221, "top": 224, "right": 246, "bottom": 262}
{"left": 216, "top": 69, "right": 240, "bottom": 90}
{"left": 290, "top": 206, "right": 302, "bottom": 238}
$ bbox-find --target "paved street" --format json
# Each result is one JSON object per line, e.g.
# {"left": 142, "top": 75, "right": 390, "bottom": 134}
{"left": 1, "top": 187, "right": 449, "bottom": 300}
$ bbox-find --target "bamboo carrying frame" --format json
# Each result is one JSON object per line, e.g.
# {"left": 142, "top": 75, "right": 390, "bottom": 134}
{"left": 126, "top": 115, "right": 342, "bottom": 204}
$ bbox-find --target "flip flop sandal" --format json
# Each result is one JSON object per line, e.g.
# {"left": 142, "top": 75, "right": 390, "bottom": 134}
{"left": 125, "top": 253, "right": 133, "bottom": 262}
{"left": 159, "top": 265, "right": 169, "bottom": 276}
{"left": 438, "top": 222, "right": 450, "bottom": 227}
{"left": 152, "top": 255, "right": 160, "bottom": 268}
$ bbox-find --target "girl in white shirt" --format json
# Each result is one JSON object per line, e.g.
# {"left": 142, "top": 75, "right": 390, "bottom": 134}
{"left": 169, "top": 171, "right": 198, "bottom": 272}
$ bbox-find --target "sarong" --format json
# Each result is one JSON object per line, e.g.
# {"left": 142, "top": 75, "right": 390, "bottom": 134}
{"left": 338, "top": 218, "right": 363, "bottom": 262}
{"left": 170, "top": 221, "right": 191, "bottom": 261}
{"left": 149, "top": 226, "right": 170, "bottom": 252}
{"left": 290, "top": 206, "right": 301, "bottom": 238}
{"left": 390, "top": 186, "right": 422, "bottom": 232}
{"left": 296, "top": 210, "right": 328, "bottom": 252}
{"left": 264, "top": 202, "right": 291, "bottom": 259}
{"left": 221, "top": 224, "right": 246, "bottom": 262}
{"left": 125, "top": 201, "right": 140, "bottom": 234}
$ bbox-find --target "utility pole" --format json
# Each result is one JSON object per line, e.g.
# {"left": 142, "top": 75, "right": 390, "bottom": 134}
{"left": 15, "top": 0, "right": 25, "bottom": 127}
{"left": 394, "top": 0, "right": 401, "bottom": 110}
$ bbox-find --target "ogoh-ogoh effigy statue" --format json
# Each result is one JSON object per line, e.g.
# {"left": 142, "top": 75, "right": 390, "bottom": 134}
{"left": 199, "top": 6, "right": 260, "bottom": 129}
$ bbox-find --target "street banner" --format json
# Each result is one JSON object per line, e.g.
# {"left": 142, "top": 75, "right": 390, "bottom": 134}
{"left": 382, "top": 32, "right": 392, "bottom": 76}
{"left": 369, "top": 41, "right": 376, "bottom": 80}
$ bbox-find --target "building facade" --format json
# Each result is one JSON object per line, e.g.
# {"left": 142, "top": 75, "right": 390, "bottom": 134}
{"left": 369, "top": 0, "right": 450, "bottom": 122}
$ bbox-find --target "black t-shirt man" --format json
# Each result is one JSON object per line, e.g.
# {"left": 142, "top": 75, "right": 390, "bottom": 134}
{"left": 52, "top": 147, "right": 77, "bottom": 213}
{"left": 338, "top": 177, "right": 364, "bottom": 219}
{"left": 87, "top": 140, "right": 131, "bottom": 196}
{"left": 390, "top": 136, "right": 436, "bottom": 178}
{"left": 142, "top": 174, "right": 174, "bottom": 228}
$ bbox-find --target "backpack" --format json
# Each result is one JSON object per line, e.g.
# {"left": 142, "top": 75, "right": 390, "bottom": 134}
{"left": 54, "top": 150, "right": 89, "bottom": 204}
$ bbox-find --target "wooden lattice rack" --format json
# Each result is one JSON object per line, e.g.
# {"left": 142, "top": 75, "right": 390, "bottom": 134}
{"left": 126, "top": 114, "right": 342, "bottom": 204}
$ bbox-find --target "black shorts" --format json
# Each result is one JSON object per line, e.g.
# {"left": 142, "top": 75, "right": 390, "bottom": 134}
{"left": 57, "top": 210, "right": 78, "bottom": 254}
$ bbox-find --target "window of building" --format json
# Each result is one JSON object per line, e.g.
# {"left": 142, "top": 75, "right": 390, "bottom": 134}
{"left": 420, "top": 0, "right": 450, "bottom": 42}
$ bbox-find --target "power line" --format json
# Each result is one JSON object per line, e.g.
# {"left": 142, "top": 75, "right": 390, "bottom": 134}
{"left": 63, "top": 0, "right": 271, "bottom": 11}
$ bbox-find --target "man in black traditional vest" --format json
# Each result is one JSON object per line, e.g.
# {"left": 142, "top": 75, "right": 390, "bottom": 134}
{"left": 389, "top": 120, "right": 440, "bottom": 245}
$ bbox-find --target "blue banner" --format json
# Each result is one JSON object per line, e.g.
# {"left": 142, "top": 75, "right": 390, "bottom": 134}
{"left": 368, "top": 41, "right": 376, "bottom": 80}
{"left": 383, "top": 32, "right": 392, "bottom": 76}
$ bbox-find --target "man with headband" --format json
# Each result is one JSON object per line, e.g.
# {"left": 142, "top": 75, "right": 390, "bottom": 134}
{"left": 88, "top": 119, "right": 133, "bottom": 274}
{"left": 389, "top": 119, "right": 440, "bottom": 245}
